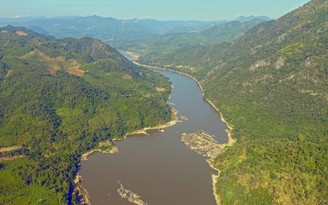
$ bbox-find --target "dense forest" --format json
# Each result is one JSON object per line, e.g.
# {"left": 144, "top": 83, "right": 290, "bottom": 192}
{"left": 136, "top": 0, "right": 328, "bottom": 204}
{"left": 0, "top": 26, "right": 172, "bottom": 204}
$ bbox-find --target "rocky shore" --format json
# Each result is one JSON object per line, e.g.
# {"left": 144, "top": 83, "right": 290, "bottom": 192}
{"left": 73, "top": 174, "right": 91, "bottom": 205}
{"left": 81, "top": 140, "right": 119, "bottom": 161}
{"left": 181, "top": 131, "right": 223, "bottom": 160}
{"left": 117, "top": 181, "right": 148, "bottom": 205}
{"left": 124, "top": 108, "right": 180, "bottom": 138}
{"left": 181, "top": 131, "right": 225, "bottom": 205}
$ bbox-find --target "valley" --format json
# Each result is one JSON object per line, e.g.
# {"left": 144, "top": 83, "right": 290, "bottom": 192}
{"left": 128, "top": 1, "right": 328, "bottom": 204}
{"left": 0, "top": 0, "right": 327, "bottom": 204}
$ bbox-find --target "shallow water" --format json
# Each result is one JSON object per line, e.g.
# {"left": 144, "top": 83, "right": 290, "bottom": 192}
{"left": 80, "top": 70, "right": 228, "bottom": 205}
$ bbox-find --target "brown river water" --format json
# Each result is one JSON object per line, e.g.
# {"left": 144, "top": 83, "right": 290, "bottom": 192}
{"left": 80, "top": 70, "right": 228, "bottom": 205}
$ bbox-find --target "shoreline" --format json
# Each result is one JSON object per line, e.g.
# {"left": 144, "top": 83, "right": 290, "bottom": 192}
{"left": 133, "top": 60, "right": 236, "bottom": 205}
{"left": 124, "top": 108, "right": 179, "bottom": 138}
{"left": 208, "top": 160, "right": 222, "bottom": 205}
{"left": 73, "top": 174, "right": 91, "bottom": 205}
{"left": 81, "top": 146, "right": 119, "bottom": 161}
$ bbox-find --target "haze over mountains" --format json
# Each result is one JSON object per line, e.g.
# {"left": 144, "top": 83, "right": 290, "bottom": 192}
{"left": 0, "top": 15, "right": 270, "bottom": 48}
{"left": 129, "top": 18, "right": 270, "bottom": 65}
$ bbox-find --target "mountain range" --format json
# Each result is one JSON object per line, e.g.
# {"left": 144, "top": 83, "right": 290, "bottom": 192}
{"left": 130, "top": 18, "right": 269, "bottom": 65}
{"left": 0, "top": 16, "right": 226, "bottom": 46}
{"left": 0, "top": 15, "right": 270, "bottom": 49}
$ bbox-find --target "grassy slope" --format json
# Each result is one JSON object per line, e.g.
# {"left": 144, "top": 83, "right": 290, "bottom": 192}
{"left": 0, "top": 27, "right": 171, "bottom": 204}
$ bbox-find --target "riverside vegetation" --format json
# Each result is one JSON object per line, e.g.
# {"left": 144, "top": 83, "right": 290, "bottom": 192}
{"left": 133, "top": 0, "right": 328, "bottom": 204}
{"left": 0, "top": 26, "right": 172, "bottom": 204}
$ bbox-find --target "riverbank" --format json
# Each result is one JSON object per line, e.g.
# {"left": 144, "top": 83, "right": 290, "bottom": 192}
{"left": 73, "top": 174, "right": 91, "bottom": 205}
{"left": 124, "top": 108, "right": 179, "bottom": 138}
{"left": 132, "top": 59, "right": 236, "bottom": 205}
{"left": 81, "top": 146, "right": 119, "bottom": 161}
{"left": 209, "top": 161, "right": 222, "bottom": 205}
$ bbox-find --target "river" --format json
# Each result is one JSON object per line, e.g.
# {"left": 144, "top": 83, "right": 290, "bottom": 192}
{"left": 80, "top": 69, "right": 228, "bottom": 205}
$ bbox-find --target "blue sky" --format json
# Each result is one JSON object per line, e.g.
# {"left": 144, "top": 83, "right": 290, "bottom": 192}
{"left": 1, "top": 0, "right": 310, "bottom": 20}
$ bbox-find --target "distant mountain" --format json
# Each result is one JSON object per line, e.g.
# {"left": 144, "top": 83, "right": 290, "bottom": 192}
{"left": 135, "top": 18, "right": 269, "bottom": 70}
{"left": 138, "top": 0, "right": 328, "bottom": 204}
{"left": 0, "top": 26, "right": 171, "bottom": 204}
{"left": 0, "top": 16, "right": 269, "bottom": 49}
{"left": 127, "top": 18, "right": 227, "bottom": 34}
{"left": 0, "top": 16, "right": 226, "bottom": 47}
{"left": 234, "top": 15, "right": 271, "bottom": 22}
{"left": 0, "top": 16, "right": 150, "bottom": 43}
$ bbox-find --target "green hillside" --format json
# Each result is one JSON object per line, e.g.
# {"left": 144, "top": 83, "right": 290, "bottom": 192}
{"left": 139, "top": 0, "right": 328, "bottom": 204}
{"left": 127, "top": 19, "right": 267, "bottom": 67}
{"left": 0, "top": 26, "right": 171, "bottom": 204}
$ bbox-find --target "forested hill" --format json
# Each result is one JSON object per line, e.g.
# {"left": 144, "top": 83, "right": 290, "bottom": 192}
{"left": 203, "top": 0, "right": 328, "bottom": 144}
{"left": 0, "top": 26, "right": 171, "bottom": 204}
{"left": 129, "top": 18, "right": 268, "bottom": 66}
{"left": 139, "top": 0, "right": 328, "bottom": 204}
{"left": 206, "top": 1, "right": 328, "bottom": 203}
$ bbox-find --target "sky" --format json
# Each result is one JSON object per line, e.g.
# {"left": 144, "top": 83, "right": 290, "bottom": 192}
{"left": 1, "top": 0, "right": 310, "bottom": 20}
